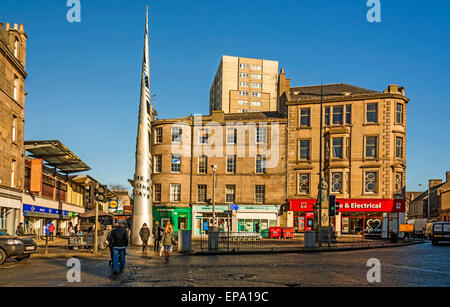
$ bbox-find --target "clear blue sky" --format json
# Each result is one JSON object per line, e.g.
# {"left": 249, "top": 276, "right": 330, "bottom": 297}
{"left": 1, "top": 0, "right": 449, "bottom": 192}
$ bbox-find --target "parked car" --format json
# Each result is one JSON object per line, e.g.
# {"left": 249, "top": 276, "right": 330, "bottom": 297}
{"left": 430, "top": 222, "right": 450, "bottom": 245}
{"left": 0, "top": 230, "right": 37, "bottom": 265}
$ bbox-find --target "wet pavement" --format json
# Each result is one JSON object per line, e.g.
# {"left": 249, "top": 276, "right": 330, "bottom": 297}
{"left": 0, "top": 242, "right": 448, "bottom": 287}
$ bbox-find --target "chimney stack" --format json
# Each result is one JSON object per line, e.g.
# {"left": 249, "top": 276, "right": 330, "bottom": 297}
{"left": 429, "top": 179, "right": 443, "bottom": 189}
{"left": 446, "top": 171, "right": 450, "bottom": 183}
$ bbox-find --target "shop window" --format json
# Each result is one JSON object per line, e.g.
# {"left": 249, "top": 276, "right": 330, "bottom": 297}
{"left": 364, "top": 172, "right": 378, "bottom": 194}
{"left": 298, "top": 173, "right": 310, "bottom": 194}
{"left": 331, "top": 172, "right": 343, "bottom": 194}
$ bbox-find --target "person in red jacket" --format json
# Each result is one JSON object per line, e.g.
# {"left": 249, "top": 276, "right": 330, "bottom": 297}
{"left": 48, "top": 223, "right": 55, "bottom": 241}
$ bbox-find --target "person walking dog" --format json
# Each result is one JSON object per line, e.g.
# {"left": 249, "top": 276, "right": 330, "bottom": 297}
{"left": 139, "top": 223, "right": 150, "bottom": 252}
{"left": 160, "top": 221, "right": 175, "bottom": 262}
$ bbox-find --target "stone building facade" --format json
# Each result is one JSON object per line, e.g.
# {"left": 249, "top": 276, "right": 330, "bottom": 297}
{"left": 0, "top": 22, "right": 28, "bottom": 234}
{"left": 151, "top": 111, "right": 287, "bottom": 236}
{"left": 278, "top": 72, "right": 409, "bottom": 237}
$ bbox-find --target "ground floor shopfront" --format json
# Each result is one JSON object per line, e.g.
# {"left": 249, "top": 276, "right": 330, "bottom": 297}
{"left": 288, "top": 199, "right": 406, "bottom": 238}
{"left": 0, "top": 187, "right": 22, "bottom": 235}
{"left": 152, "top": 206, "right": 192, "bottom": 237}
{"left": 21, "top": 194, "right": 84, "bottom": 236}
{"left": 192, "top": 204, "right": 280, "bottom": 236}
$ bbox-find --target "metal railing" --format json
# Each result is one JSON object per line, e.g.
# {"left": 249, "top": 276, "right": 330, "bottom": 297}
{"left": 196, "top": 231, "right": 424, "bottom": 253}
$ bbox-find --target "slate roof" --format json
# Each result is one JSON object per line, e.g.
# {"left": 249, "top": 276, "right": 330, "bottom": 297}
{"left": 289, "top": 83, "right": 381, "bottom": 102}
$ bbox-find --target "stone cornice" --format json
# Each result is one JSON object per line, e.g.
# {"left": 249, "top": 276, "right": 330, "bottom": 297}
{"left": 286, "top": 93, "right": 409, "bottom": 106}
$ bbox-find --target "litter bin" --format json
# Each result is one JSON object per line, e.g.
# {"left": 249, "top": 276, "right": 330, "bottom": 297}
{"left": 304, "top": 231, "right": 316, "bottom": 248}
{"left": 269, "top": 227, "right": 282, "bottom": 239}
{"left": 282, "top": 227, "right": 295, "bottom": 239}
{"left": 178, "top": 230, "right": 192, "bottom": 253}
{"left": 208, "top": 226, "right": 220, "bottom": 251}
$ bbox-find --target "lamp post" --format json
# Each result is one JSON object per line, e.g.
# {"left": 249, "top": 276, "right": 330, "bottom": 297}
{"left": 211, "top": 165, "right": 217, "bottom": 228}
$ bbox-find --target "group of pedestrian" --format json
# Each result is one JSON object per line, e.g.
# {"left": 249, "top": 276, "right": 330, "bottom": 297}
{"left": 105, "top": 220, "right": 175, "bottom": 275}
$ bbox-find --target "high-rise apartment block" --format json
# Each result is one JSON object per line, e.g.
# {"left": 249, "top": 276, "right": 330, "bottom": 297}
{"left": 209, "top": 55, "right": 278, "bottom": 114}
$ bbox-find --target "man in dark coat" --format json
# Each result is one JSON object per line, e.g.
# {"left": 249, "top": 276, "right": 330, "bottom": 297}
{"left": 153, "top": 221, "right": 162, "bottom": 251}
{"left": 109, "top": 222, "right": 129, "bottom": 274}
{"left": 139, "top": 223, "right": 151, "bottom": 252}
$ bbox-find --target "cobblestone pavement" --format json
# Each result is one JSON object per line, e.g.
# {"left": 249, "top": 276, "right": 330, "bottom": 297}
{"left": 0, "top": 242, "right": 448, "bottom": 287}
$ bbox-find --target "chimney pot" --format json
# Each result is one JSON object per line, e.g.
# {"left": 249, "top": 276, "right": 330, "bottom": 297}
{"left": 13, "top": 24, "right": 18, "bottom": 30}
{"left": 5, "top": 22, "right": 10, "bottom": 31}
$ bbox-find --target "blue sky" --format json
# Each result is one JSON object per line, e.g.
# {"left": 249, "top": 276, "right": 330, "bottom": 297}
{"left": 1, "top": 0, "right": 449, "bottom": 192}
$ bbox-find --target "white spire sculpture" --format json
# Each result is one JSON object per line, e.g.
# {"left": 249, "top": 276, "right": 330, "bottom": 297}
{"left": 131, "top": 6, "right": 153, "bottom": 245}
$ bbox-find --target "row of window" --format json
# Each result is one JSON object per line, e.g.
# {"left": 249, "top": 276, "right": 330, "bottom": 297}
{"left": 298, "top": 135, "right": 404, "bottom": 160}
{"left": 239, "top": 63, "right": 262, "bottom": 71}
{"left": 155, "top": 126, "right": 268, "bottom": 145}
{"left": 296, "top": 171, "right": 404, "bottom": 195}
{"left": 154, "top": 154, "right": 267, "bottom": 174}
{"left": 154, "top": 183, "right": 266, "bottom": 204}
{"left": 238, "top": 100, "right": 262, "bottom": 107}
{"left": 299, "top": 102, "right": 404, "bottom": 127}
{"left": 239, "top": 73, "right": 262, "bottom": 80}
{"left": 239, "top": 91, "right": 262, "bottom": 98}
{"left": 239, "top": 82, "right": 262, "bottom": 89}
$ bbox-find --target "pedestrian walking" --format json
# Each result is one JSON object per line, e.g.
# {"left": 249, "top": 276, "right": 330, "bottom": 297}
{"left": 16, "top": 223, "right": 24, "bottom": 236}
{"left": 153, "top": 221, "right": 162, "bottom": 251}
{"left": 139, "top": 223, "right": 150, "bottom": 252}
{"left": 109, "top": 222, "right": 129, "bottom": 274}
{"left": 160, "top": 221, "right": 175, "bottom": 262}
{"left": 255, "top": 222, "right": 260, "bottom": 234}
{"left": 48, "top": 223, "right": 55, "bottom": 241}
{"left": 106, "top": 224, "right": 116, "bottom": 266}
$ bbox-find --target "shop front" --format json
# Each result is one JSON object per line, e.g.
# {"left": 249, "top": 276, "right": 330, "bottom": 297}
{"left": 235, "top": 205, "right": 279, "bottom": 236}
{"left": 0, "top": 190, "right": 21, "bottom": 235}
{"left": 152, "top": 206, "right": 192, "bottom": 237}
{"left": 192, "top": 205, "right": 229, "bottom": 235}
{"left": 288, "top": 198, "right": 406, "bottom": 238}
{"left": 23, "top": 204, "right": 80, "bottom": 236}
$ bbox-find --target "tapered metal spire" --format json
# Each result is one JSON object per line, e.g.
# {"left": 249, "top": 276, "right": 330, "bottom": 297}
{"left": 132, "top": 6, "right": 153, "bottom": 245}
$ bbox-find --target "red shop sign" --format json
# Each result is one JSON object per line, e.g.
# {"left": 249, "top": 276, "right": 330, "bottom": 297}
{"left": 288, "top": 199, "right": 406, "bottom": 213}
{"left": 337, "top": 199, "right": 405, "bottom": 213}
{"left": 288, "top": 199, "right": 315, "bottom": 212}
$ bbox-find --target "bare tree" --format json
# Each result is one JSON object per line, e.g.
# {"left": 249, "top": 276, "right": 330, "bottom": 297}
{"left": 109, "top": 183, "right": 127, "bottom": 191}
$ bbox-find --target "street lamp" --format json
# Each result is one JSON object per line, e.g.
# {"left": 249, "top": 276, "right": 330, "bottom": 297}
{"left": 211, "top": 165, "right": 217, "bottom": 228}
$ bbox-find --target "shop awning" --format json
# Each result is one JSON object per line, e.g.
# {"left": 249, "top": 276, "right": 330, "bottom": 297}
{"left": 24, "top": 140, "right": 90, "bottom": 174}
